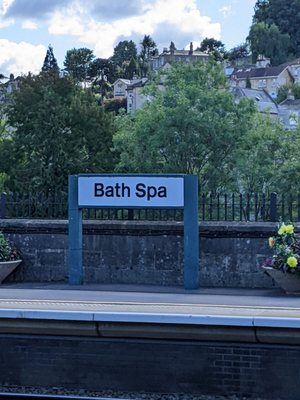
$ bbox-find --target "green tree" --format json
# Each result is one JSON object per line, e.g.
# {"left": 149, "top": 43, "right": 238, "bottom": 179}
{"left": 113, "top": 61, "right": 255, "bottom": 191}
{"left": 139, "top": 34, "right": 157, "bottom": 77}
{"left": 111, "top": 40, "right": 138, "bottom": 77}
{"left": 125, "top": 56, "right": 139, "bottom": 79}
{"left": 0, "top": 118, "right": 10, "bottom": 191}
{"left": 231, "top": 113, "right": 286, "bottom": 193}
{"left": 274, "top": 127, "right": 300, "bottom": 194}
{"left": 3, "top": 71, "right": 115, "bottom": 193}
{"left": 88, "top": 58, "right": 117, "bottom": 84}
{"left": 252, "top": 0, "right": 300, "bottom": 59}
{"left": 247, "top": 22, "right": 290, "bottom": 65}
{"left": 64, "top": 48, "right": 95, "bottom": 85}
{"left": 42, "top": 45, "right": 59, "bottom": 73}
{"left": 227, "top": 43, "right": 250, "bottom": 64}
{"left": 198, "top": 38, "right": 227, "bottom": 61}
{"left": 277, "top": 83, "right": 300, "bottom": 103}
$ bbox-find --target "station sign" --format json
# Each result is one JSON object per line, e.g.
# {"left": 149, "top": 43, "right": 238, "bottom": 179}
{"left": 78, "top": 175, "right": 184, "bottom": 208}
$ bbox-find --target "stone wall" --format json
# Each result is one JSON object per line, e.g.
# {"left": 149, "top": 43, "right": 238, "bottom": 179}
{"left": 0, "top": 219, "right": 279, "bottom": 288}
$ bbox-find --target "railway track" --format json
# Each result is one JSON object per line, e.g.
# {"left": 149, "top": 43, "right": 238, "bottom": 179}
{"left": 0, "top": 393, "right": 129, "bottom": 400}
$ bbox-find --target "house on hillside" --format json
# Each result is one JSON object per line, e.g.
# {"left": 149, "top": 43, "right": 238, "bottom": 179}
{"left": 113, "top": 79, "right": 131, "bottom": 98}
{"left": 149, "top": 42, "right": 209, "bottom": 73}
{"left": 230, "top": 59, "right": 294, "bottom": 99}
{"left": 231, "top": 86, "right": 300, "bottom": 129}
{"left": 0, "top": 74, "right": 21, "bottom": 103}
{"left": 231, "top": 86, "right": 279, "bottom": 120}
{"left": 279, "top": 58, "right": 300, "bottom": 84}
{"left": 126, "top": 78, "right": 149, "bottom": 113}
{"left": 278, "top": 93, "right": 300, "bottom": 129}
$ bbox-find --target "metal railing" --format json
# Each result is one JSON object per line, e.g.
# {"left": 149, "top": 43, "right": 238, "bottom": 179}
{"left": 0, "top": 191, "right": 296, "bottom": 222}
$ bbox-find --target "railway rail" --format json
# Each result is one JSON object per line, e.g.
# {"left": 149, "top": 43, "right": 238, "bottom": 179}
{"left": 0, "top": 392, "right": 129, "bottom": 400}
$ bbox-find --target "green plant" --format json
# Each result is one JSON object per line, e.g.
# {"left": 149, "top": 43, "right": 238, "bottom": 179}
{"left": 264, "top": 222, "right": 300, "bottom": 274}
{"left": 0, "top": 232, "right": 19, "bottom": 261}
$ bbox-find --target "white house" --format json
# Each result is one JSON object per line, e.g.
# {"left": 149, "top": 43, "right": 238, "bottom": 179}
{"left": 113, "top": 79, "right": 131, "bottom": 98}
{"left": 126, "top": 78, "right": 149, "bottom": 113}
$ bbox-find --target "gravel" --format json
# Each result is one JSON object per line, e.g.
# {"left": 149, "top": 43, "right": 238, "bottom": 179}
{"left": 0, "top": 386, "right": 276, "bottom": 400}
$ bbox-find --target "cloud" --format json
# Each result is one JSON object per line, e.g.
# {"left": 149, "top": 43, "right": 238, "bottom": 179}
{"left": 48, "top": 0, "right": 221, "bottom": 58}
{"left": 0, "top": 39, "right": 46, "bottom": 76}
{"left": 3, "top": 0, "right": 147, "bottom": 21}
{"left": 91, "top": 0, "right": 147, "bottom": 20}
{"left": 4, "top": 0, "right": 71, "bottom": 19}
{"left": 0, "top": 0, "right": 222, "bottom": 75}
{"left": 21, "top": 20, "right": 38, "bottom": 30}
{"left": 0, "top": 17, "right": 14, "bottom": 28}
{"left": 219, "top": 5, "right": 233, "bottom": 18}
{"left": 48, "top": 10, "right": 84, "bottom": 36}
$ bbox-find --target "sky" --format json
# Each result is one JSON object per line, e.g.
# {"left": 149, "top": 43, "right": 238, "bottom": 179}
{"left": 0, "top": 0, "right": 257, "bottom": 77}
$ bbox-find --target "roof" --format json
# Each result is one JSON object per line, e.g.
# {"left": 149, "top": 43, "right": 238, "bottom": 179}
{"left": 152, "top": 49, "right": 208, "bottom": 59}
{"left": 280, "top": 57, "right": 300, "bottom": 67}
{"left": 279, "top": 98, "right": 300, "bottom": 107}
{"left": 231, "top": 87, "right": 278, "bottom": 114}
{"left": 232, "top": 65, "right": 291, "bottom": 80}
{"left": 113, "top": 79, "right": 131, "bottom": 86}
{"left": 126, "top": 78, "right": 148, "bottom": 90}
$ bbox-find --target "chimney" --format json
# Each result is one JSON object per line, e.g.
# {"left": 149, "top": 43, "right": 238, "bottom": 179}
{"left": 256, "top": 55, "right": 270, "bottom": 68}
{"left": 189, "top": 42, "right": 193, "bottom": 55}
{"left": 170, "top": 41, "right": 175, "bottom": 55}
{"left": 287, "top": 89, "right": 295, "bottom": 101}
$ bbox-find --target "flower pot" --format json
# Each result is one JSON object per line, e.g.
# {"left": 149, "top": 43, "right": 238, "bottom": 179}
{"left": 262, "top": 266, "right": 300, "bottom": 294}
{"left": 0, "top": 260, "right": 22, "bottom": 283}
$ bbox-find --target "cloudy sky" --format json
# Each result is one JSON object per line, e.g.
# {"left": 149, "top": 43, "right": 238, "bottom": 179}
{"left": 0, "top": 0, "right": 256, "bottom": 77}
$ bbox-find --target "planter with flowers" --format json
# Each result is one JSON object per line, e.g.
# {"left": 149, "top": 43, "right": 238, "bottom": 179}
{"left": 0, "top": 231, "right": 22, "bottom": 283}
{"left": 262, "top": 222, "right": 300, "bottom": 293}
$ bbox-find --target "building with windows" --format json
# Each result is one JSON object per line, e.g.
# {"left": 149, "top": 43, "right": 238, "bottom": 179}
{"left": 112, "top": 79, "right": 131, "bottom": 98}
{"left": 229, "top": 56, "right": 294, "bottom": 99}
{"left": 230, "top": 65, "right": 294, "bottom": 99}
{"left": 126, "top": 78, "right": 149, "bottom": 113}
{"left": 149, "top": 42, "right": 209, "bottom": 73}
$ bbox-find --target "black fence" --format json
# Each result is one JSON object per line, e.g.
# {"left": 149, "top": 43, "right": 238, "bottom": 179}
{"left": 0, "top": 191, "right": 298, "bottom": 222}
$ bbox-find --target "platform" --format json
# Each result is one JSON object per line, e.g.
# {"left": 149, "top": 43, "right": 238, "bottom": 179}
{"left": 1, "top": 283, "right": 300, "bottom": 399}
{"left": 0, "top": 283, "right": 299, "bottom": 329}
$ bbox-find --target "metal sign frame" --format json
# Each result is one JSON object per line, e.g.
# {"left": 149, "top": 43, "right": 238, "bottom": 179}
{"left": 68, "top": 174, "right": 199, "bottom": 289}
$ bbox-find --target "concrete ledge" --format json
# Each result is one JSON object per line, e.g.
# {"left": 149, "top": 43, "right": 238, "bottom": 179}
{"left": 0, "top": 314, "right": 300, "bottom": 344}
{"left": 0, "top": 319, "right": 98, "bottom": 336}
{"left": 0, "top": 219, "right": 281, "bottom": 237}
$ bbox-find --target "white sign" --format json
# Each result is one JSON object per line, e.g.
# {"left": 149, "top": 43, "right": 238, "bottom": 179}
{"left": 78, "top": 176, "right": 184, "bottom": 208}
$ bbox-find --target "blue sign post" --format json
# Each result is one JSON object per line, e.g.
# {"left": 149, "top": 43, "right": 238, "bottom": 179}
{"left": 68, "top": 174, "right": 199, "bottom": 289}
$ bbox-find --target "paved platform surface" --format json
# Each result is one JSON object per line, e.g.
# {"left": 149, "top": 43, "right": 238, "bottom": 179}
{"left": 0, "top": 283, "right": 299, "bottom": 327}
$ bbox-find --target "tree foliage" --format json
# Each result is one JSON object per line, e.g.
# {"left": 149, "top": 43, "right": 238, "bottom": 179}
{"left": 230, "top": 113, "right": 287, "bottom": 193}
{"left": 113, "top": 61, "right": 255, "bottom": 191}
{"left": 64, "top": 48, "right": 95, "bottom": 84}
{"left": 2, "top": 71, "right": 115, "bottom": 193}
{"left": 89, "top": 58, "right": 117, "bottom": 84}
{"left": 111, "top": 40, "right": 137, "bottom": 66}
{"left": 251, "top": 0, "right": 300, "bottom": 61}
{"left": 248, "top": 22, "right": 290, "bottom": 65}
{"left": 227, "top": 43, "right": 250, "bottom": 63}
{"left": 277, "top": 83, "right": 300, "bottom": 103}
{"left": 139, "top": 35, "right": 157, "bottom": 77}
{"left": 198, "top": 38, "right": 227, "bottom": 61}
{"left": 42, "top": 45, "right": 59, "bottom": 73}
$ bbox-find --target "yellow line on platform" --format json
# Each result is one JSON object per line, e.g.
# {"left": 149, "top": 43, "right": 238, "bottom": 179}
{"left": 0, "top": 298, "right": 299, "bottom": 311}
